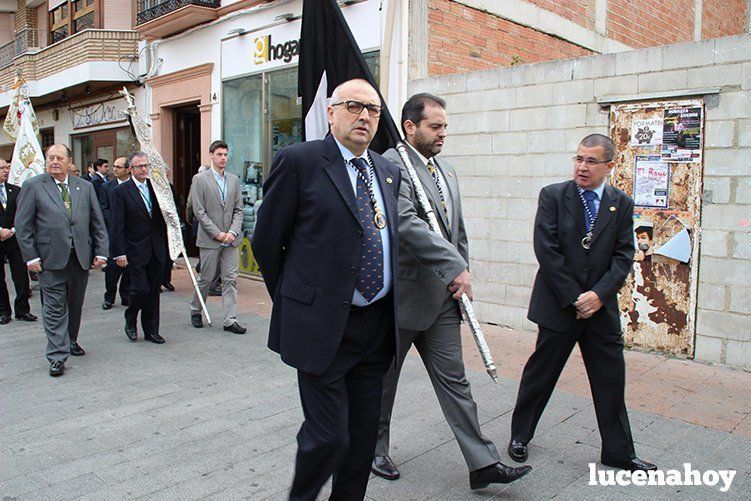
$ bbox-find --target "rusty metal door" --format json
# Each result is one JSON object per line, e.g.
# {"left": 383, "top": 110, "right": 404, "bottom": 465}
{"left": 609, "top": 99, "right": 703, "bottom": 357}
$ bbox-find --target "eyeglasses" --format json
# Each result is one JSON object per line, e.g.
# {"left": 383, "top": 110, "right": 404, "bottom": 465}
{"left": 331, "top": 100, "right": 382, "bottom": 118}
{"left": 572, "top": 156, "right": 611, "bottom": 165}
{"left": 131, "top": 163, "right": 151, "bottom": 170}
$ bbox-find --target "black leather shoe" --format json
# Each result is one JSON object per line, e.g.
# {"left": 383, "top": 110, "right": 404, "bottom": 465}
{"left": 49, "top": 360, "right": 65, "bottom": 377}
{"left": 469, "top": 462, "right": 532, "bottom": 489}
{"left": 223, "top": 322, "right": 247, "bottom": 334}
{"left": 145, "top": 333, "right": 165, "bottom": 344}
{"left": 162, "top": 282, "right": 175, "bottom": 292}
{"left": 121, "top": 298, "right": 130, "bottom": 306}
{"left": 125, "top": 324, "right": 137, "bottom": 341}
{"left": 602, "top": 457, "right": 657, "bottom": 472}
{"left": 102, "top": 301, "right": 113, "bottom": 310}
{"left": 371, "top": 455, "right": 400, "bottom": 480}
{"left": 16, "top": 312, "right": 38, "bottom": 321}
{"left": 70, "top": 343, "right": 86, "bottom": 356}
{"left": 0, "top": 314, "right": 11, "bottom": 324}
{"left": 508, "top": 439, "right": 528, "bottom": 462}
{"left": 191, "top": 314, "right": 203, "bottom": 328}
{"left": 208, "top": 288, "right": 222, "bottom": 297}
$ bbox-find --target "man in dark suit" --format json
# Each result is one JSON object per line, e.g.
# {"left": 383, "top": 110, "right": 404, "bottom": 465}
{"left": 100, "top": 157, "right": 131, "bottom": 310}
{"left": 15, "top": 144, "right": 109, "bottom": 377}
{"left": 90, "top": 158, "right": 109, "bottom": 200}
{"left": 508, "top": 134, "right": 656, "bottom": 472}
{"left": 0, "top": 159, "right": 37, "bottom": 324}
{"left": 372, "top": 94, "right": 530, "bottom": 489}
{"left": 110, "top": 151, "right": 167, "bottom": 344}
{"left": 252, "top": 78, "right": 401, "bottom": 501}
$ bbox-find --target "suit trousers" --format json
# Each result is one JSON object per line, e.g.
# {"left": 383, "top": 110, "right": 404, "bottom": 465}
{"left": 190, "top": 245, "right": 238, "bottom": 326}
{"left": 38, "top": 252, "right": 89, "bottom": 362}
{"left": 290, "top": 295, "right": 394, "bottom": 501}
{"left": 104, "top": 257, "right": 130, "bottom": 304}
{"left": 0, "top": 241, "right": 31, "bottom": 317}
{"left": 375, "top": 295, "right": 499, "bottom": 471}
{"left": 511, "top": 323, "right": 636, "bottom": 464}
{"left": 125, "top": 252, "right": 163, "bottom": 337}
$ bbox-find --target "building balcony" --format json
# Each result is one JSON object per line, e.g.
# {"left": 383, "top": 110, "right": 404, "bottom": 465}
{"left": 135, "top": 0, "right": 221, "bottom": 39}
{"left": 0, "top": 29, "right": 139, "bottom": 109}
{"left": 0, "top": 29, "right": 40, "bottom": 70}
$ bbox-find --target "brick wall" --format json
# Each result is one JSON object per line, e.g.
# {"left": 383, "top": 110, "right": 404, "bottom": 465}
{"left": 428, "top": 0, "right": 593, "bottom": 76}
{"left": 410, "top": 34, "right": 751, "bottom": 369}
{"left": 608, "top": 0, "right": 694, "bottom": 47}
{"left": 526, "top": 0, "right": 596, "bottom": 30}
{"left": 702, "top": 0, "right": 748, "bottom": 40}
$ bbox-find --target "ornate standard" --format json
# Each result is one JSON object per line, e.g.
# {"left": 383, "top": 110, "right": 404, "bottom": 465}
{"left": 120, "top": 87, "right": 212, "bottom": 326}
{"left": 394, "top": 142, "right": 499, "bottom": 383}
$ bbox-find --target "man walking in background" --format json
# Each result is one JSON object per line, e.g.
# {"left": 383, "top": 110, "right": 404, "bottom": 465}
{"left": 100, "top": 156, "right": 131, "bottom": 310}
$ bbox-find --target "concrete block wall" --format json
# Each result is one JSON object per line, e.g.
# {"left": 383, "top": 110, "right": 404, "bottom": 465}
{"left": 409, "top": 33, "right": 751, "bottom": 369}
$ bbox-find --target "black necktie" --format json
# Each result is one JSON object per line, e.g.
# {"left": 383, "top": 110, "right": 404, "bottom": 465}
{"left": 351, "top": 157, "right": 384, "bottom": 302}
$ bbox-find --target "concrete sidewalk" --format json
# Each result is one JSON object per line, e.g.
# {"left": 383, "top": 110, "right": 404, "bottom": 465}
{"left": 1, "top": 266, "right": 749, "bottom": 500}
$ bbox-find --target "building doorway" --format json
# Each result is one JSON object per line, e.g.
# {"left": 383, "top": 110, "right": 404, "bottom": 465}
{"left": 173, "top": 103, "right": 201, "bottom": 256}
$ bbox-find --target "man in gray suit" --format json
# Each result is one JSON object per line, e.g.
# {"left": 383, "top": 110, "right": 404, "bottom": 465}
{"left": 189, "top": 140, "right": 246, "bottom": 334}
{"left": 15, "top": 144, "right": 108, "bottom": 377}
{"left": 371, "top": 94, "right": 530, "bottom": 489}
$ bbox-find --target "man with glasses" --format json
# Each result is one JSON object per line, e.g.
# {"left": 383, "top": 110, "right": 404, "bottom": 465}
{"left": 109, "top": 151, "right": 167, "bottom": 344}
{"left": 15, "top": 144, "right": 108, "bottom": 377}
{"left": 508, "top": 134, "right": 656, "bottom": 473}
{"left": 189, "top": 140, "right": 246, "bottom": 334}
{"left": 100, "top": 157, "right": 132, "bottom": 310}
{"left": 252, "top": 78, "right": 401, "bottom": 501}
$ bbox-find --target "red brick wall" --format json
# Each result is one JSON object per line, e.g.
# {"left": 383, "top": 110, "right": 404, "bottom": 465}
{"left": 428, "top": 0, "right": 593, "bottom": 77}
{"left": 526, "top": 0, "right": 596, "bottom": 30}
{"left": 702, "top": 0, "right": 747, "bottom": 39}
{"left": 608, "top": 0, "right": 694, "bottom": 47}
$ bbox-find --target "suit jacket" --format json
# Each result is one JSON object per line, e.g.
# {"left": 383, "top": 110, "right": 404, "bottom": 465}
{"left": 528, "top": 180, "right": 634, "bottom": 334}
{"left": 0, "top": 182, "right": 20, "bottom": 231}
{"left": 110, "top": 179, "right": 167, "bottom": 266}
{"left": 251, "top": 134, "right": 401, "bottom": 375}
{"left": 98, "top": 178, "right": 119, "bottom": 228}
{"left": 15, "top": 173, "right": 109, "bottom": 271}
{"left": 382, "top": 147, "right": 468, "bottom": 332}
{"left": 191, "top": 168, "right": 244, "bottom": 249}
{"left": 91, "top": 173, "right": 106, "bottom": 199}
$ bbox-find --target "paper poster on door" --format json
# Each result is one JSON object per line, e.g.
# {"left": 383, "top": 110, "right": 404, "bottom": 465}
{"left": 661, "top": 107, "right": 702, "bottom": 162}
{"left": 633, "top": 155, "right": 669, "bottom": 208}
{"left": 630, "top": 116, "right": 663, "bottom": 146}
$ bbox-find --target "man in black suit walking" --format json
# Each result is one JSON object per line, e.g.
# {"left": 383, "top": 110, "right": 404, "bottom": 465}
{"left": 508, "top": 134, "right": 656, "bottom": 473}
{"left": 110, "top": 151, "right": 167, "bottom": 344}
{"left": 90, "top": 158, "right": 109, "bottom": 199}
{"left": 0, "top": 159, "right": 37, "bottom": 324}
{"left": 100, "top": 156, "right": 131, "bottom": 310}
{"left": 252, "top": 78, "right": 401, "bottom": 501}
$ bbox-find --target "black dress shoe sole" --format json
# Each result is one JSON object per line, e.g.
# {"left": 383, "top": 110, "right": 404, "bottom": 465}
{"left": 50, "top": 370, "right": 64, "bottom": 377}
{"left": 16, "top": 315, "right": 38, "bottom": 321}
{"left": 125, "top": 331, "right": 137, "bottom": 341}
{"left": 223, "top": 326, "right": 247, "bottom": 334}
{"left": 469, "top": 465, "right": 532, "bottom": 489}
{"left": 508, "top": 448, "right": 528, "bottom": 463}
{"left": 145, "top": 337, "right": 165, "bottom": 344}
{"left": 371, "top": 467, "right": 400, "bottom": 480}
{"left": 102, "top": 303, "right": 113, "bottom": 310}
{"left": 70, "top": 350, "right": 85, "bottom": 357}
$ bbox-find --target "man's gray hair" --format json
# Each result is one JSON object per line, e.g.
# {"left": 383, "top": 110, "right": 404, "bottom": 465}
{"left": 579, "top": 134, "right": 615, "bottom": 161}
{"left": 127, "top": 151, "right": 149, "bottom": 164}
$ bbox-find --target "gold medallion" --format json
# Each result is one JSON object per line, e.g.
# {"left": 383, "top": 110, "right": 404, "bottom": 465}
{"left": 374, "top": 211, "right": 387, "bottom": 229}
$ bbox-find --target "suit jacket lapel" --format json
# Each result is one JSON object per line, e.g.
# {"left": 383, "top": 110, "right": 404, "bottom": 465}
{"left": 564, "top": 180, "right": 586, "bottom": 238}
{"left": 69, "top": 176, "right": 83, "bottom": 218}
{"left": 322, "top": 136, "right": 361, "bottom": 227}
{"left": 430, "top": 157, "right": 456, "bottom": 238}
{"left": 41, "top": 175, "right": 71, "bottom": 220}
{"left": 127, "top": 179, "right": 150, "bottom": 218}
{"left": 206, "top": 169, "right": 226, "bottom": 208}
{"left": 371, "top": 153, "right": 397, "bottom": 240}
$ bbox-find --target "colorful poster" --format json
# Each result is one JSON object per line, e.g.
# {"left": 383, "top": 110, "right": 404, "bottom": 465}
{"left": 633, "top": 155, "right": 670, "bottom": 208}
{"left": 630, "top": 116, "right": 663, "bottom": 146}
{"left": 661, "top": 107, "right": 702, "bottom": 162}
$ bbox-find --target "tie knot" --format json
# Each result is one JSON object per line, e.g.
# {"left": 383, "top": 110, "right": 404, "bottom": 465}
{"left": 583, "top": 190, "right": 597, "bottom": 201}
{"left": 351, "top": 157, "right": 369, "bottom": 175}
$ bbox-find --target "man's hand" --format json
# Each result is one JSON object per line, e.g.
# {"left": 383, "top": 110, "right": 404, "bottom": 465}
{"left": 574, "top": 291, "right": 602, "bottom": 319}
{"left": 215, "top": 232, "right": 228, "bottom": 242}
{"left": 28, "top": 261, "right": 42, "bottom": 273}
{"left": 116, "top": 256, "right": 128, "bottom": 268}
{"left": 223, "top": 232, "right": 236, "bottom": 245}
{"left": 634, "top": 249, "right": 645, "bottom": 262}
{"left": 93, "top": 257, "right": 107, "bottom": 269}
{"left": 448, "top": 269, "right": 473, "bottom": 301}
{"left": 0, "top": 228, "right": 12, "bottom": 241}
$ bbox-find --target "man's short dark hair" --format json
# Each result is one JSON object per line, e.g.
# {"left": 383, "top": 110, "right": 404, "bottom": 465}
{"left": 209, "top": 140, "right": 228, "bottom": 153}
{"left": 93, "top": 158, "right": 109, "bottom": 171}
{"left": 635, "top": 226, "right": 653, "bottom": 239}
{"left": 127, "top": 151, "right": 148, "bottom": 164}
{"left": 400, "top": 93, "right": 446, "bottom": 136}
{"left": 579, "top": 134, "right": 615, "bottom": 162}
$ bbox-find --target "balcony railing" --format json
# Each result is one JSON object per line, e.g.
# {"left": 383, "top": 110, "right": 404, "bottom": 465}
{"left": 136, "top": 0, "right": 221, "bottom": 25}
{"left": 0, "top": 29, "right": 40, "bottom": 70}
